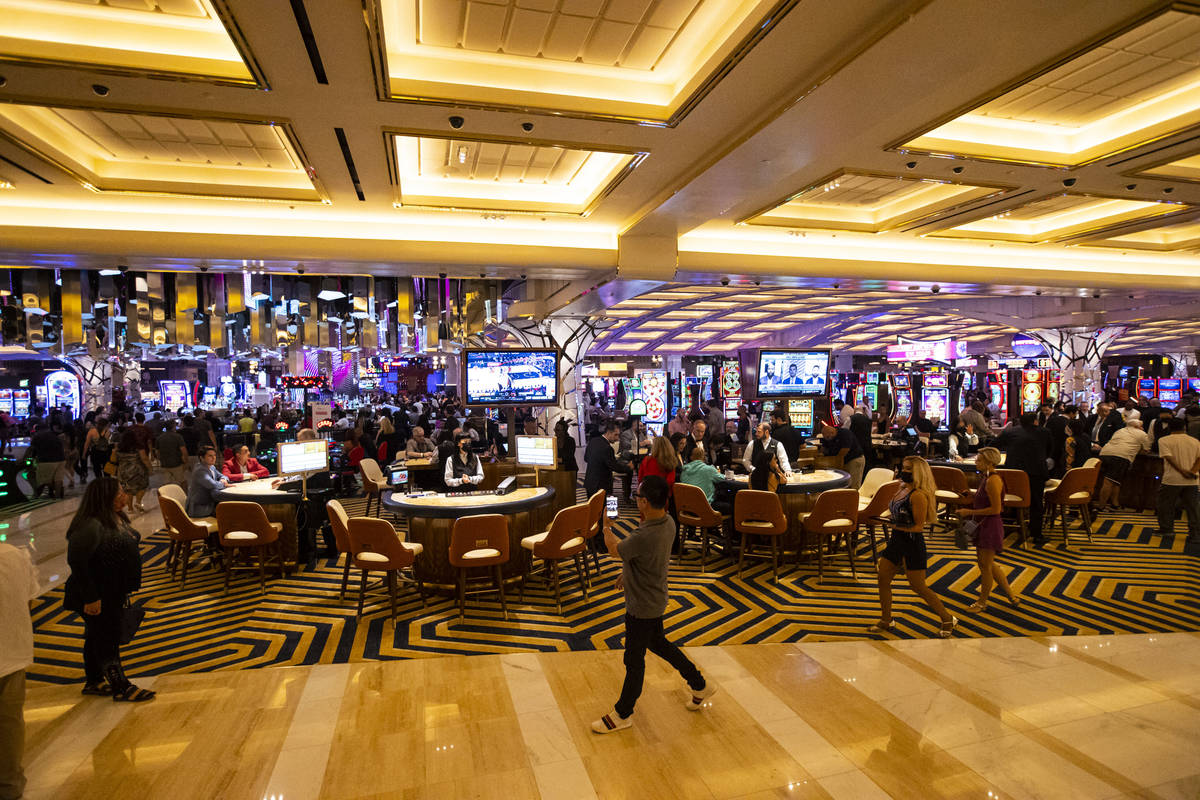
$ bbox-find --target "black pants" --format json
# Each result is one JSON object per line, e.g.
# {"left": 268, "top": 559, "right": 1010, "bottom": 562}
{"left": 615, "top": 614, "right": 704, "bottom": 719}
{"left": 1029, "top": 478, "right": 1046, "bottom": 540}
{"left": 89, "top": 449, "right": 110, "bottom": 480}
{"left": 82, "top": 607, "right": 124, "bottom": 687}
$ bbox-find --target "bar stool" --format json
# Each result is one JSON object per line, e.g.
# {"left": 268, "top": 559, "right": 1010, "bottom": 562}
{"left": 347, "top": 516, "right": 424, "bottom": 623}
{"left": 858, "top": 468, "right": 895, "bottom": 510}
{"left": 996, "top": 469, "right": 1031, "bottom": 548}
{"left": 448, "top": 513, "right": 510, "bottom": 620}
{"left": 326, "top": 499, "right": 354, "bottom": 599}
{"left": 159, "top": 494, "right": 217, "bottom": 587}
{"left": 155, "top": 482, "right": 189, "bottom": 538}
{"left": 520, "top": 502, "right": 590, "bottom": 613}
{"left": 855, "top": 480, "right": 900, "bottom": 564}
{"left": 799, "top": 488, "right": 860, "bottom": 582}
{"left": 930, "top": 466, "right": 971, "bottom": 533}
{"left": 359, "top": 458, "right": 388, "bottom": 517}
{"left": 674, "top": 483, "right": 728, "bottom": 572}
{"left": 215, "top": 501, "right": 284, "bottom": 595}
{"left": 583, "top": 489, "right": 606, "bottom": 582}
{"left": 1045, "top": 466, "right": 1099, "bottom": 547}
{"left": 734, "top": 489, "right": 788, "bottom": 584}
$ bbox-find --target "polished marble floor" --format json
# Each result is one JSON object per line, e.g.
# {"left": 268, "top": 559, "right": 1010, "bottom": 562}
{"left": 19, "top": 632, "right": 1200, "bottom": 800}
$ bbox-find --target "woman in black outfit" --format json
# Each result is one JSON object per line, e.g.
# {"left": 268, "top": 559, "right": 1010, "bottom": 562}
{"left": 555, "top": 418, "right": 578, "bottom": 472}
{"left": 63, "top": 477, "right": 154, "bottom": 702}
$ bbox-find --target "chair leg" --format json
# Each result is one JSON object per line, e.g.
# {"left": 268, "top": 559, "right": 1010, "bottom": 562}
{"left": 180, "top": 541, "right": 192, "bottom": 587}
{"left": 846, "top": 532, "right": 857, "bottom": 578}
{"left": 868, "top": 523, "right": 878, "bottom": 563}
{"left": 340, "top": 553, "right": 351, "bottom": 600}
{"left": 357, "top": 569, "right": 368, "bottom": 617}
{"left": 416, "top": 575, "right": 426, "bottom": 607}
{"left": 575, "top": 554, "right": 589, "bottom": 601}
{"left": 770, "top": 536, "right": 778, "bottom": 584}
{"left": 457, "top": 570, "right": 466, "bottom": 620}
{"left": 737, "top": 531, "right": 747, "bottom": 578}
{"left": 1082, "top": 504, "right": 1094, "bottom": 542}
{"left": 223, "top": 546, "right": 234, "bottom": 595}
{"left": 1018, "top": 509, "right": 1029, "bottom": 548}
{"left": 817, "top": 534, "right": 824, "bottom": 583}
{"left": 167, "top": 541, "right": 178, "bottom": 578}
{"left": 552, "top": 560, "right": 562, "bottom": 615}
{"left": 495, "top": 564, "right": 509, "bottom": 621}
{"left": 257, "top": 546, "right": 267, "bottom": 594}
{"left": 387, "top": 570, "right": 397, "bottom": 624}
{"left": 1059, "top": 504, "right": 1070, "bottom": 547}
{"left": 701, "top": 526, "right": 709, "bottom": 573}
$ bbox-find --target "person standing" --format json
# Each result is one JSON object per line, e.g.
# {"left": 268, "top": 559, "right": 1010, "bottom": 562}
{"left": 584, "top": 424, "right": 630, "bottom": 501}
{"left": 1156, "top": 417, "right": 1200, "bottom": 543}
{"left": 1095, "top": 419, "right": 1151, "bottom": 510}
{"left": 684, "top": 419, "right": 709, "bottom": 464}
{"left": 638, "top": 434, "right": 679, "bottom": 495}
{"left": 847, "top": 405, "right": 873, "bottom": 467}
{"left": 591, "top": 475, "right": 715, "bottom": 733}
{"left": 0, "top": 541, "right": 39, "bottom": 800}
{"left": 1087, "top": 403, "right": 1122, "bottom": 452}
{"left": 63, "top": 477, "right": 154, "bottom": 702}
{"left": 994, "top": 412, "right": 1052, "bottom": 547}
{"left": 26, "top": 423, "right": 65, "bottom": 499}
{"left": 820, "top": 423, "right": 865, "bottom": 489}
{"left": 666, "top": 408, "right": 690, "bottom": 438}
{"left": 115, "top": 421, "right": 151, "bottom": 513}
{"left": 742, "top": 422, "right": 792, "bottom": 477}
{"left": 155, "top": 420, "right": 189, "bottom": 488}
{"left": 769, "top": 407, "right": 802, "bottom": 463}
{"left": 957, "top": 447, "right": 1019, "bottom": 612}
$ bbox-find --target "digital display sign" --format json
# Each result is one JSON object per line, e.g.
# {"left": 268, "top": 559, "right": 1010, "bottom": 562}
{"left": 464, "top": 349, "right": 559, "bottom": 406}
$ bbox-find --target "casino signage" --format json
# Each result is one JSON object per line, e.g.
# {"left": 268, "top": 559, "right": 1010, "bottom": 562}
{"left": 886, "top": 338, "right": 967, "bottom": 363}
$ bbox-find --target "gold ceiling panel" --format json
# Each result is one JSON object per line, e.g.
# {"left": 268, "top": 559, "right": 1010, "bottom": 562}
{"left": 366, "top": 0, "right": 797, "bottom": 124}
{"left": 1079, "top": 216, "right": 1200, "bottom": 251}
{"left": 927, "top": 192, "right": 1193, "bottom": 244}
{"left": 1131, "top": 152, "right": 1200, "bottom": 185}
{"left": 0, "top": 0, "right": 260, "bottom": 85}
{"left": 388, "top": 132, "right": 642, "bottom": 214}
{"left": 742, "top": 171, "right": 1012, "bottom": 232}
{"left": 895, "top": 6, "right": 1200, "bottom": 167}
{"left": 0, "top": 103, "right": 322, "bottom": 201}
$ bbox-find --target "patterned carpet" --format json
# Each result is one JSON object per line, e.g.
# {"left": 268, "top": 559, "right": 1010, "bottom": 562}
{"left": 28, "top": 495, "right": 1200, "bottom": 684}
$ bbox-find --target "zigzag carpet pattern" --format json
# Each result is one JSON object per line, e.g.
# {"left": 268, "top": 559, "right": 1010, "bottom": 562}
{"left": 29, "top": 494, "right": 1200, "bottom": 684}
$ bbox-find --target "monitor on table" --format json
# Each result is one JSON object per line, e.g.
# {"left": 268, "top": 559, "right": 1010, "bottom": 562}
{"left": 515, "top": 435, "right": 556, "bottom": 468}
{"left": 388, "top": 465, "right": 409, "bottom": 486}
{"left": 276, "top": 439, "right": 329, "bottom": 475}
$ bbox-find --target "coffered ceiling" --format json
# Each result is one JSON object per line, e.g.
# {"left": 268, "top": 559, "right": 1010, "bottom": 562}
{"left": 1, "top": 0, "right": 1200, "bottom": 356}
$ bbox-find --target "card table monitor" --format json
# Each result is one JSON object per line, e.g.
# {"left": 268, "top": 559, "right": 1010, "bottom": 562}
{"left": 515, "top": 435, "right": 556, "bottom": 469}
{"left": 277, "top": 439, "right": 329, "bottom": 475}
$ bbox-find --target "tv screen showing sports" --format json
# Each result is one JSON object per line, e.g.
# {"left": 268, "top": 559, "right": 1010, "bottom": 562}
{"left": 276, "top": 440, "right": 329, "bottom": 475}
{"left": 464, "top": 349, "right": 559, "bottom": 406}
{"left": 515, "top": 435, "right": 557, "bottom": 468}
{"left": 756, "top": 350, "right": 829, "bottom": 396}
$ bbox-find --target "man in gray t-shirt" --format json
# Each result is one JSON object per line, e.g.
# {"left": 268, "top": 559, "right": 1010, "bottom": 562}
{"left": 591, "top": 475, "right": 716, "bottom": 734}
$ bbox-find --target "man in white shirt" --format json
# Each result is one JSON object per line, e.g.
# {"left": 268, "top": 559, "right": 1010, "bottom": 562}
{"left": 742, "top": 422, "right": 792, "bottom": 476}
{"left": 1156, "top": 417, "right": 1200, "bottom": 542}
{"left": 0, "top": 542, "right": 39, "bottom": 800}
{"left": 1096, "top": 419, "right": 1151, "bottom": 510}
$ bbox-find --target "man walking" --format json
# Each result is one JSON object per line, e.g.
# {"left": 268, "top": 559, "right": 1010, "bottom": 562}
{"left": 1156, "top": 417, "right": 1200, "bottom": 543}
{"left": 591, "top": 475, "right": 716, "bottom": 733}
{"left": 0, "top": 541, "right": 39, "bottom": 800}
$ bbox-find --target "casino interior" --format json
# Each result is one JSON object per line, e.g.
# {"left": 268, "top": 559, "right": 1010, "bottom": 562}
{"left": 3, "top": 1, "right": 1200, "bottom": 798}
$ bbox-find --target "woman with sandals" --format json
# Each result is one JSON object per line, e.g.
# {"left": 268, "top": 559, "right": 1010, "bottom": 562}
{"left": 957, "top": 447, "right": 1020, "bottom": 613}
{"left": 868, "top": 456, "right": 959, "bottom": 638}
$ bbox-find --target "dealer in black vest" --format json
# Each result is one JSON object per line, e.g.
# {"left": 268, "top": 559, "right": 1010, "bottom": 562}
{"left": 444, "top": 432, "right": 484, "bottom": 488}
{"left": 741, "top": 422, "right": 793, "bottom": 477}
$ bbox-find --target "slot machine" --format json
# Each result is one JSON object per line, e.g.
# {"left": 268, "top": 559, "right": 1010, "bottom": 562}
{"left": 719, "top": 360, "right": 741, "bottom": 420}
{"left": 44, "top": 370, "right": 81, "bottom": 418}
{"left": 1157, "top": 378, "right": 1182, "bottom": 406}
{"left": 0, "top": 390, "right": 12, "bottom": 417}
{"left": 987, "top": 371, "right": 1008, "bottom": 427}
{"left": 12, "top": 390, "right": 30, "bottom": 419}
{"left": 1137, "top": 378, "right": 1157, "bottom": 402}
{"left": 1189, "top": 378, "right": 1200, "bottom": 396}
{"left": 920, "top": 372, "right": 950, "bottom": 431}
{"left": 889, "top": 373, "right": 912, "bottom": 426}
{"left": 159, "top": 380, "right": 192, "bottom": 413}
{"left": 789, "top": 398, "right": 815, "bottom": 435}
{"left": 854, "top": 373, "right": 880, "bottom": 411}
{"left": 1020, "top": 369, "right": 1044, "bottom": 413}
{"left": 1045, "top": 370, "right": 1060, "bottom": 404}
{"left": 635, "top": 369, "right": 668, "bottom": 438}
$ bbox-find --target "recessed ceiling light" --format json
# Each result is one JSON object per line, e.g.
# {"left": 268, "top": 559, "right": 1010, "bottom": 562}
{"left": 99, "top": 268, "right": 121, "bottom": 276}
{"left": 0, "top": 180, "right": 13, "bottom": 190}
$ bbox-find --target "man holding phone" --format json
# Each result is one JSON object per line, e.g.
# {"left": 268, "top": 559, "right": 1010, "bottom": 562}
{"left": 591, "top": 475, "right": 716, "bottom": 734}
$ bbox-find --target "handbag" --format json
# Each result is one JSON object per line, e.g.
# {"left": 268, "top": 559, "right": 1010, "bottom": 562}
{"left": 119, "top": 599, "right": 146, "bottom": 646}
{"left": 954, "top": 519, "right": 979, "bottom": 549}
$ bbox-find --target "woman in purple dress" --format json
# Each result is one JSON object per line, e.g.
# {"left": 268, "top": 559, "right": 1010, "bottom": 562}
{"left": 959, "top": 447, "right": 1019, "bottom": 612}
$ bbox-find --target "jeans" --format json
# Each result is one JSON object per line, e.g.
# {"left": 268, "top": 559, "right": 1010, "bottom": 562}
{"left": 1156, "top": 483, "right": 1200, "bottom": 536}
{"left": 0, "top": 670, "right": 24, "bottom": 800}
{"left": 615, "top": 614, "right": 705, "bottom": 719}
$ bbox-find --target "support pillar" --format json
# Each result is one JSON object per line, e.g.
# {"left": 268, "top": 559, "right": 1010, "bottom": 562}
{"left": 1026, "top": 327, "right": 1126, "bottom": 408}
{"left": 1166, "top": 351, "right": 1198, "bottom": 379}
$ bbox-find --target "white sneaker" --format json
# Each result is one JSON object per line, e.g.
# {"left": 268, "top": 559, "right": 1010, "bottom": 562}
{"left": 590, "top": 711, "right": 632, "bottom": 734}
{"left": 685, "top": 683, "right": 718, "bottom": 711}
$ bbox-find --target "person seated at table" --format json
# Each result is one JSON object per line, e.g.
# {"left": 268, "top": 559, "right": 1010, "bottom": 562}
{"left": 222, "top": 444, "right": 269, "bottom": 482}
{"left": 639, "top": 434, "right": 679, "bottom": 494}
{"left": 405, "top": 426, "right": 437, "bottom": 461}
{"left": 187, "top": 446, "right": 230, "bottom": 518}
{"left": 444, "top": 432, "right": 484, "bottom": 488}
{"left": 679, "top": 446, "right": 721, "bottom": 504}
{"left": 743, "top": 422, "right": 792, "bottom": 478}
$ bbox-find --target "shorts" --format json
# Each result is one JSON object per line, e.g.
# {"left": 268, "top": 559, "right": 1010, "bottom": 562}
{"left": 880, "top": 529, "right": 928, "bottom": 572}
{"left": 1100, "top": 455, "right": 1130, "bottom": 484}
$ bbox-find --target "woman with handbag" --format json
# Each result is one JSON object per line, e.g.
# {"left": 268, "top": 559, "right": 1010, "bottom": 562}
{"left": 63, "top": 477, "right": 155, "bottom": 702}
{"left": 958, "top": 447, "right": 1019, "bottom": 612}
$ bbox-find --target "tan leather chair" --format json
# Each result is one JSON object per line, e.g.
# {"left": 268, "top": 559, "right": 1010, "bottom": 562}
{"left": 674, "top": 483, "right": 728, "bottom": 572}
{"left": 347, "top": 516, "right": 424, "bottom": 623}
{"left": 158, "top": 482, "right": 187, "bottom": 509}
{"left": 359, "top": 458, "right": 388, "bottom": 517}
{"left": 930, "top": 466, "right": 972, "bottom": 533}
{"left": 1045, "top": 466, "right": 1099, "bottom": 547}
{"left": 734, "top": 489, "right": 788, "bottom": 583}
{"left": 856, "top": 480, "right": 900, "bottom": 564}
{"left": 448, "top": 514, "right": 510, "bottom": 620}
{"left": 215, "top": 501, "right": 284, "bottom": 595}
{"left": 520, "top": 502, "right": 590, "bottom": 613}
{"left": 326, "top": 499, "right": 354, "bottom": 600}
{"left": 799, "top": 489, "right": 860, "bottom": 582}
{"left": 583, "top": 489, "right": 606, "bottom": 581}
{"left": 996, "top": 469, "right": 1031, "bottom": 548}
{"left": 160, "top": 494, "right": 217, "bottom": 587}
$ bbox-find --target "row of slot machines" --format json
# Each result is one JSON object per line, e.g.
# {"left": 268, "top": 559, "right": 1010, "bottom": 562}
{"left": 1133, "top": 377, "right": 1200, "bottom": 405}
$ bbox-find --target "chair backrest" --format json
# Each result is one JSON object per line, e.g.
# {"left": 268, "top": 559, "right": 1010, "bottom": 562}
{"left": 158, "top": 483, "right": 187, "bottom": 508}
{"left": 347, "top": 516, "right": 413, "bottom": 570}
{"left": 1082, "top": 457, "right": 1100, "bottom": 470}
{"left": 733, "top": 489, "right": 787, "bottom": 535}
{"left": 803, "top": 488, "right": 859, "bottom": 531}
{"left": 585, "top": 489, "right": 606, "bottom": 540}
{"left": 859, "top": 468, "right": 894, "bottom": 499}
{"left": 360, "top": 457, "right": 383, "bottom": 482}
{"left": 674, "top": 482, "right": 721, "bottom": 527}
{"left": 535, "top": 503, "right": 590, "bottom": 559}
{"left": 860, "top": 480, "right": 900, "bottom": 519}
{"left": 326, "top": 499, "right": 351, "bottom": 554}
{"left": 1051, "top": 466, "right": 1099, "bottom": 504}
{"left": 215, "top": 501, "right": 278, "bottom": 546}
{"left": 159, "top": 494, "right": 207, "bottom": 540}
{"left": 996, "top": 469, "right": 1030, "bottom": 506}
{"left": 930, "top": 465, "right": 968, "bottom": 494}
{"left": 448, "top": 513, "right": 510, "bottom": 566}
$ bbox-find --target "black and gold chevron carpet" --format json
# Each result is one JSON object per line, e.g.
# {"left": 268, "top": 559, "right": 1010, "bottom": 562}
{"left": 28, "top": 497, "right": 1200, "bottom": 684}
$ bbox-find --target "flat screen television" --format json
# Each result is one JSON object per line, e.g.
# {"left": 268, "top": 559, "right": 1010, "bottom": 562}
{"left": 276, "top": 440, "right": 329, "bottom": 475}
{"left": 463, "top": 349, "right": 559, "bottom": 406}
{"left": 756, "top": 350, "right": 829, "bottom": 397}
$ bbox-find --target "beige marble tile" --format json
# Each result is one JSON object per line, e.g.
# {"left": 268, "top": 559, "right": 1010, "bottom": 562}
{"left": 259, "top": 743, "right": 330, "bottom": 800}
{"left": 883, "top": 688, "right": 1012, "bottom": 749}
{"left": 759, "top": 716, "right": 856, "bottom": 779}
{"left": 948, "top": 732, "right": 1126, "bottom": 800}
{"left": 1149, "top": 774, "right": 1200, "bottom": 800}
{"left": 1024, "top": 661, "right": 1166, "bottom": 713}
{"left": 816, "top": 769, "right": 892, "bottom": 800}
